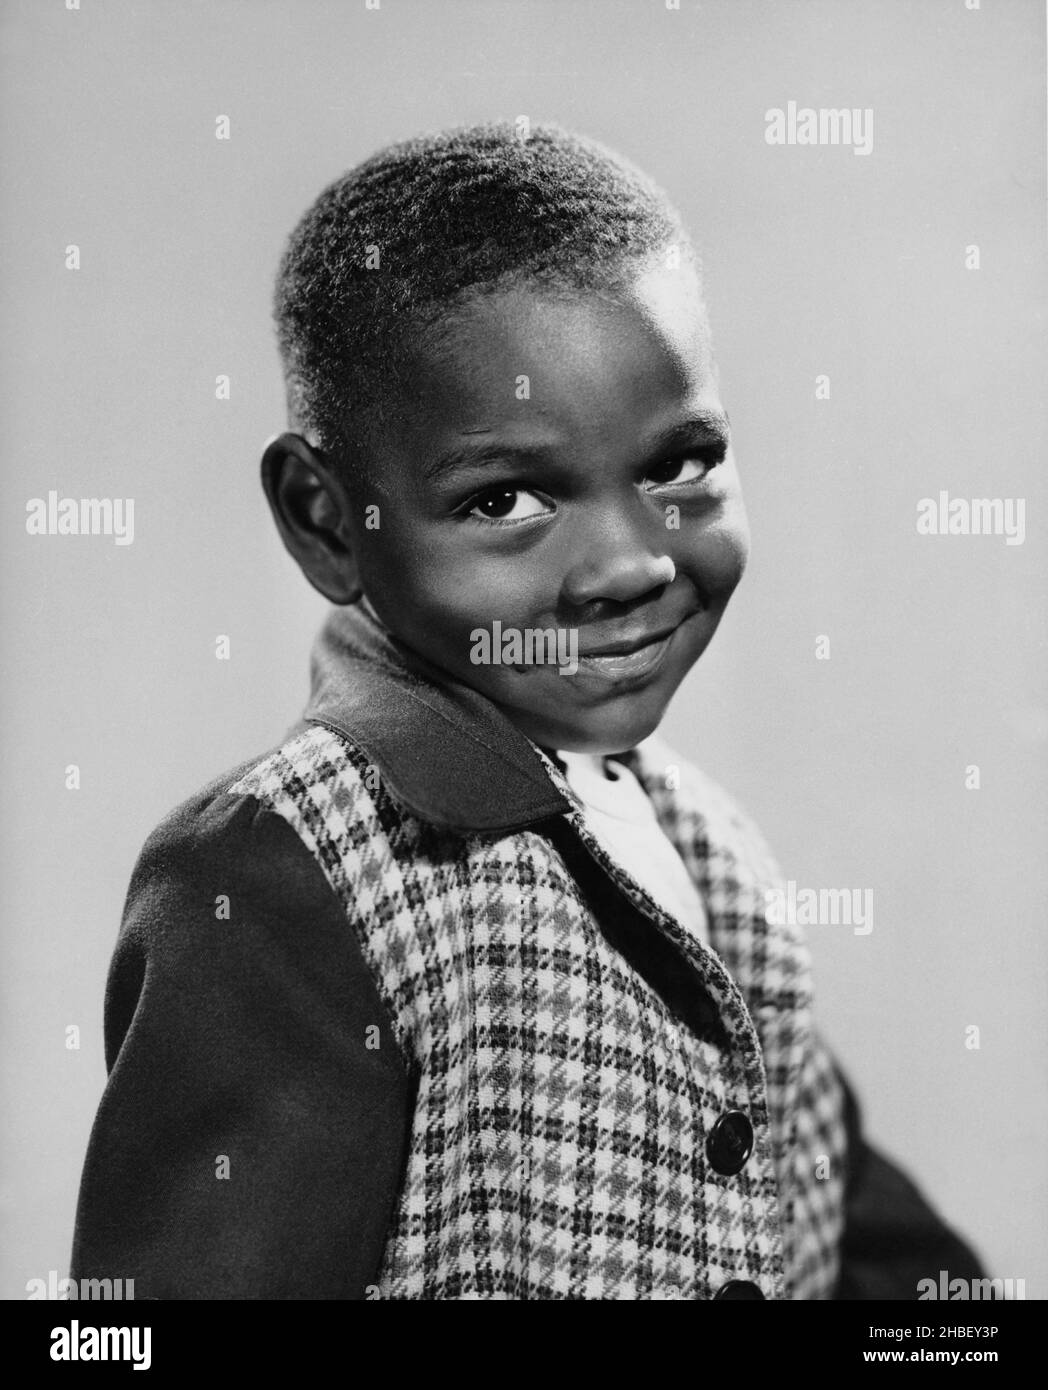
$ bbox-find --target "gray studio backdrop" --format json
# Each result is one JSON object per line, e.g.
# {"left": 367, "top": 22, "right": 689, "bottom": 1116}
{"left": 2, "top": 0, "right": 1045, "bottom": 1298}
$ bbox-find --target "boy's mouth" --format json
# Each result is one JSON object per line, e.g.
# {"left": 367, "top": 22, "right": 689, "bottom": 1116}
{"left": 572, "top": 625, "right": 678, "bottom": 684}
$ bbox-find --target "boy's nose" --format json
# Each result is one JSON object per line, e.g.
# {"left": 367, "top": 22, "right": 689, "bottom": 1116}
{"left": 561, "top": 517, "right": 677, "bottom": 607}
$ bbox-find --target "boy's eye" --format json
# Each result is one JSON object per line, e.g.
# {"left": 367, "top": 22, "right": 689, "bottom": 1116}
{"left": 645, "top": 449, "right": 725, "bottom": 488}
{"left": 467, "top": 488, "right": 551, "bottom": 523}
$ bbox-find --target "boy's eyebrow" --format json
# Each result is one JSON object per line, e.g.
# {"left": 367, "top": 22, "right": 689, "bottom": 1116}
{"left": 422, "top": 435, "right": 559, "bottom": 484}
{"left": 422, "top": 409, "right": 732, "bottom": 484}
{"left": 648, "top": 409, "right": 732, "bottom": 454}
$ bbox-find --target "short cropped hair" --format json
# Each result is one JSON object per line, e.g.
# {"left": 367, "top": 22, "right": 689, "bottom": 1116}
{"left": 273, "top": 121, "right": 697, "bottom": 478}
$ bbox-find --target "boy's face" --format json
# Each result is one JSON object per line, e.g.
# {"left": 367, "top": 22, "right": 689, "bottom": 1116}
{"left": 345, "top": 261, "right": 749, "bottom": 755}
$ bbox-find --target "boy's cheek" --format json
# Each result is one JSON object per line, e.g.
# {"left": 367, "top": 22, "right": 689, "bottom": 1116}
{"left": 359, "top": 530, "right": 547, "bottom": 640}
{"left": 362, "top": 564, "right": 511, "bottom": 674}
{"left": 684, "top": 506, "right": 750, "bottom": 601}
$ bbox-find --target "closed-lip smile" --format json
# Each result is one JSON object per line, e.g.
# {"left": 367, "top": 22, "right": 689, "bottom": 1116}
{"left": 579, "top": 624, "right": 679, "bottom": 659}
{"left": 573, "top": 623, "right": 682, "bottom": 685}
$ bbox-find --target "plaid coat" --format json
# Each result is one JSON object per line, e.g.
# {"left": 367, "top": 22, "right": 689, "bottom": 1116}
{"left": 70, "top": 602, "right": 982, "bottom": 1300}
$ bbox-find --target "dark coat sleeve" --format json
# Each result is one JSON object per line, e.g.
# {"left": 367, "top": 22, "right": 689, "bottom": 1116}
{"left": 833, "top": 1064, "right": 985, "bottom": 1299}
{"left": 69, "top": 783, "right": 413, "bottom": 1300}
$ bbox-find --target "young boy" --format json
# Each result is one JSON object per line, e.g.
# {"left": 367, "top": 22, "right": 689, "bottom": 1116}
{"left": 71, "top": 123, "right": 981, "bottom": 1300}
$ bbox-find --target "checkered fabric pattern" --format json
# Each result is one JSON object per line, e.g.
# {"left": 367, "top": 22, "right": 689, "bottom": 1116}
{"left": 230, "top": 724, "right": 847, "bottom": 1300}
{"left": 622, "top": 736, "right": 847, "bottom": 1299}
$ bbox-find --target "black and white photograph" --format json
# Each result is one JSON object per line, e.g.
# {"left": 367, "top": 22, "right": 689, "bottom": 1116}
{"left": 2, "top": 0, "right": 1045, "bottom": 1353}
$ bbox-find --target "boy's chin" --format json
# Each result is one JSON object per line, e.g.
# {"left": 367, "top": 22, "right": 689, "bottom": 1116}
{"left": 510, "top": 700, "right": 669, "bottom": 759}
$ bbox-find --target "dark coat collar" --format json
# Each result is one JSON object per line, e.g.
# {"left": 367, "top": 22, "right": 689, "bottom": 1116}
{"left": 303, "top": 601, "right": 573, "bottom": 833}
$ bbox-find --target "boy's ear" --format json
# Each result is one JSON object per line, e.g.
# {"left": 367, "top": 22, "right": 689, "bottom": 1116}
{"left": 260, "top": 432, "right": 362, "bottom": 604}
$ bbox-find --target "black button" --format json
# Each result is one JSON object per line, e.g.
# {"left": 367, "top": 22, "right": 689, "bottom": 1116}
{"left": 714, "top": 1280, "right": 764, "bottom": 1300}
{"left": 706, "top": 1109, "right": 754, "bottom": 1176}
